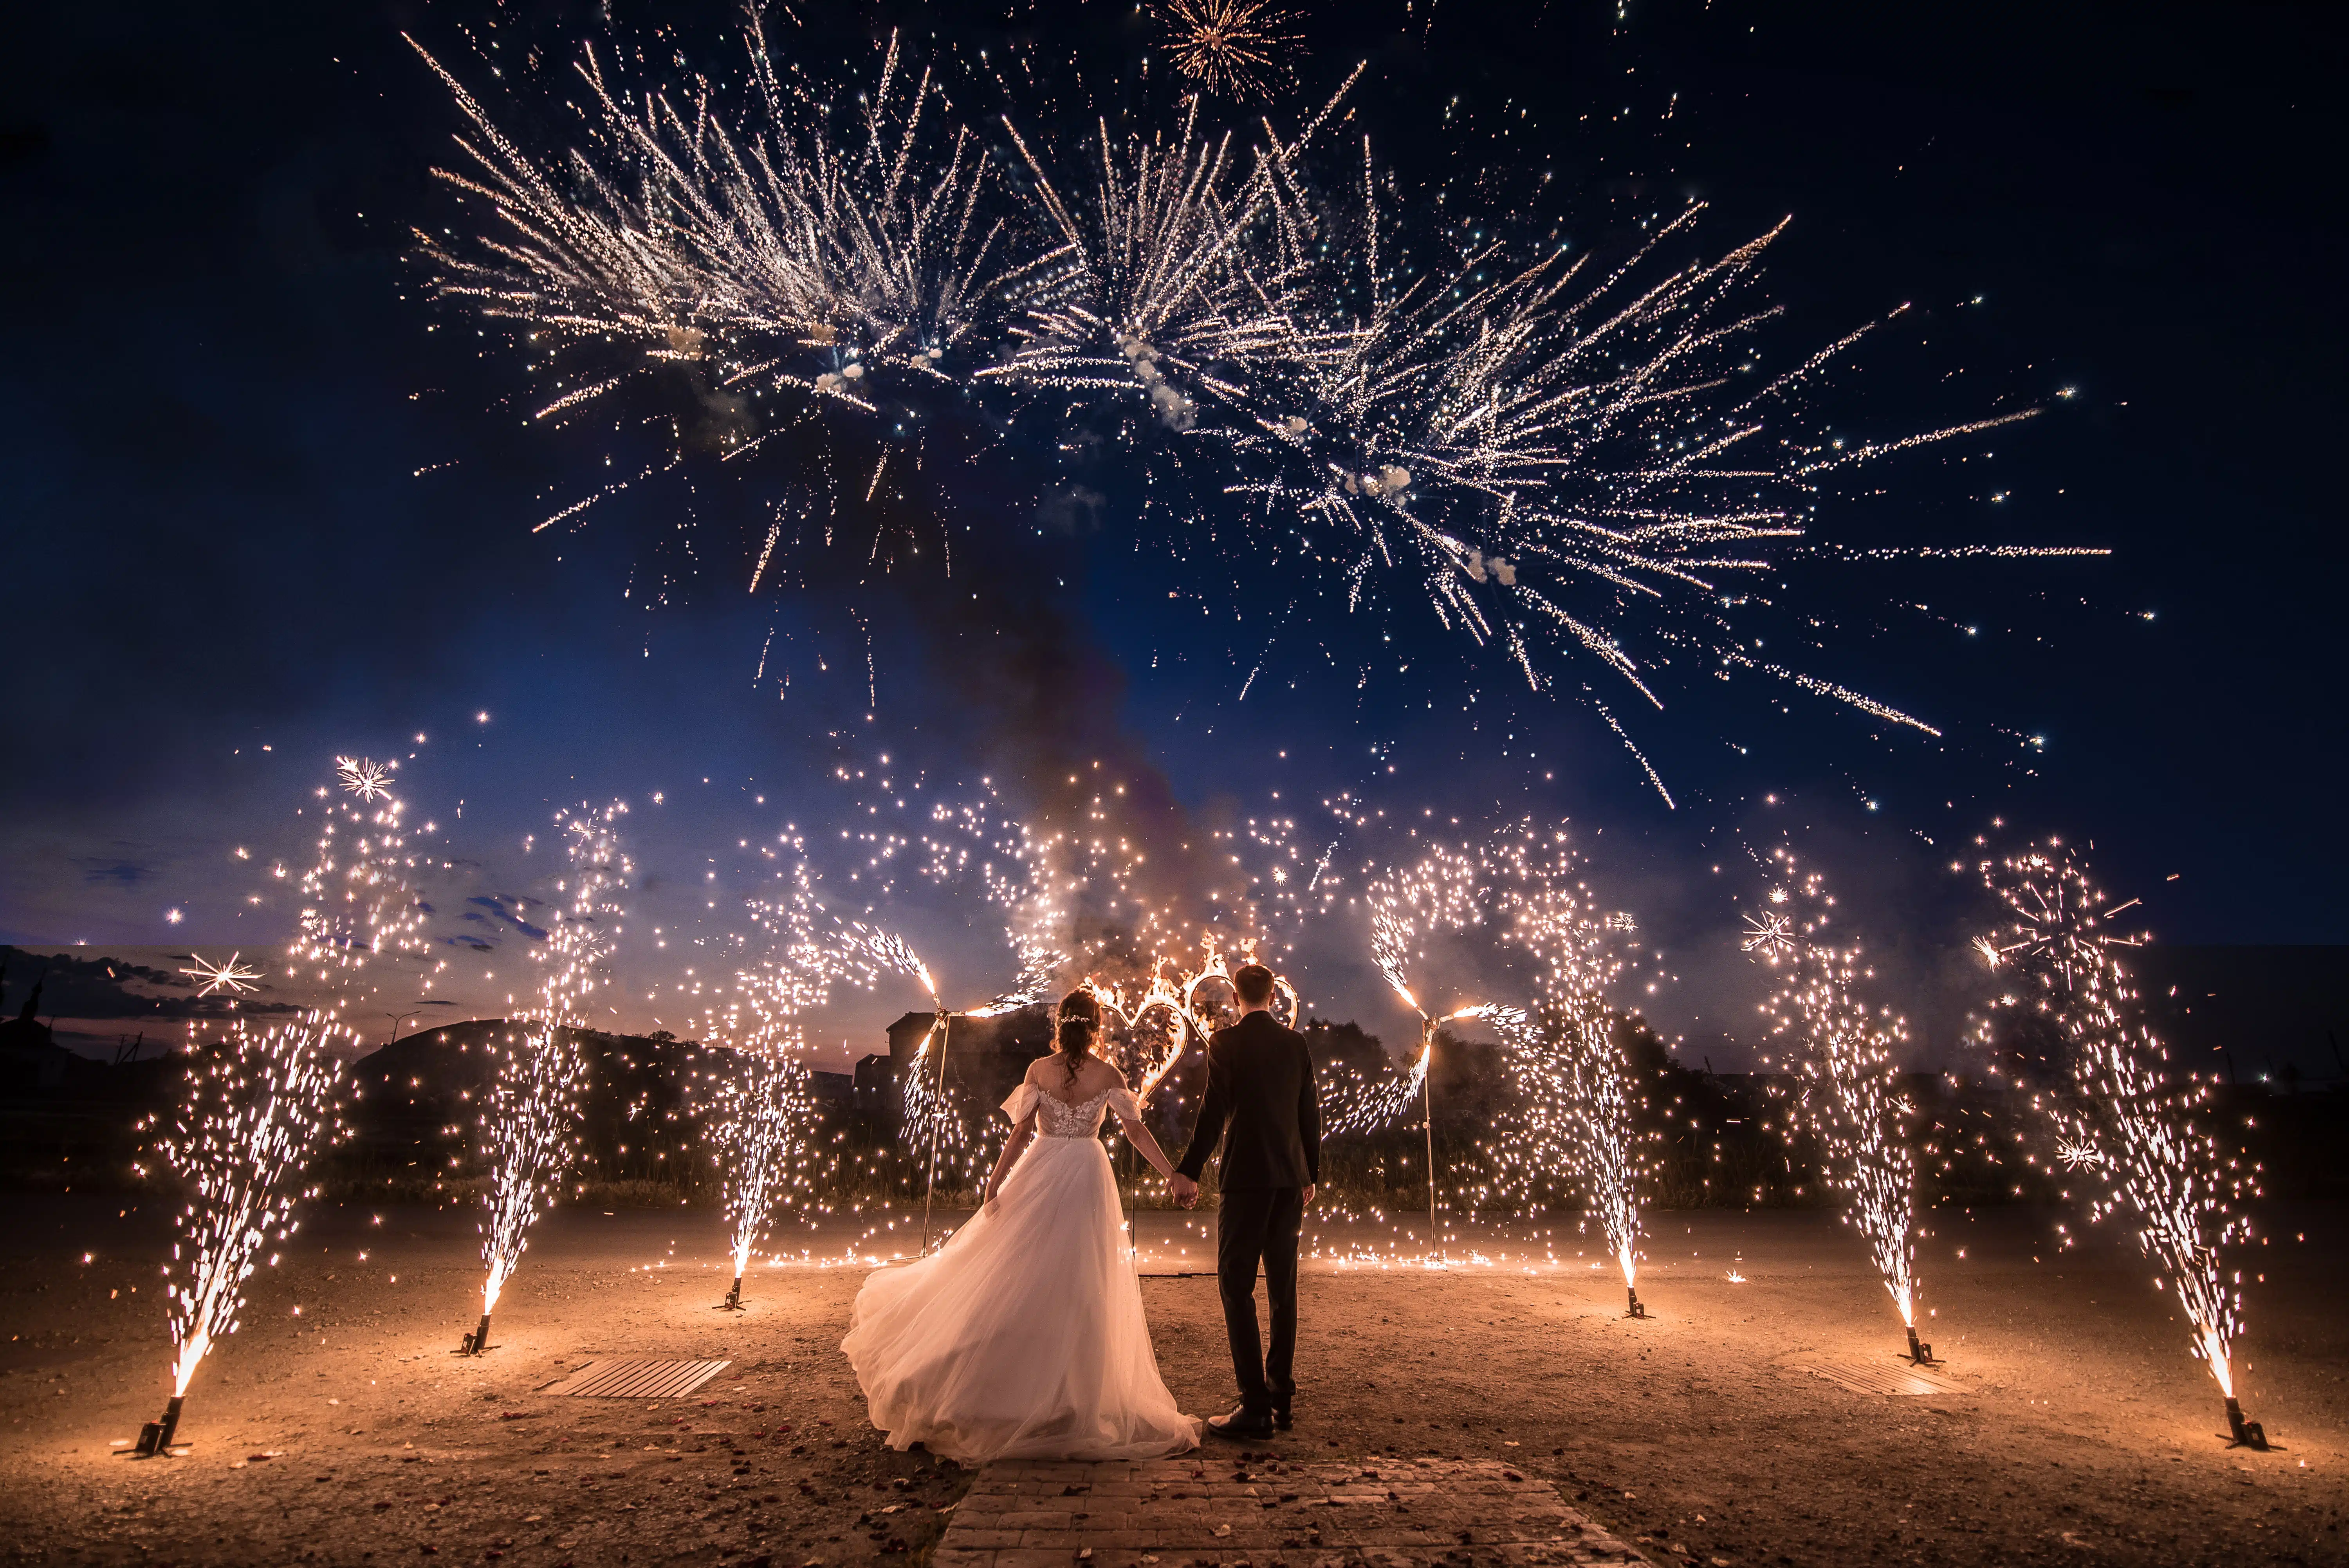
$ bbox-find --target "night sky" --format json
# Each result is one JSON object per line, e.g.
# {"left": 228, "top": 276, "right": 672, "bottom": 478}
{"left": 3, "top": 1, "right": 2343, "bottom": 1071}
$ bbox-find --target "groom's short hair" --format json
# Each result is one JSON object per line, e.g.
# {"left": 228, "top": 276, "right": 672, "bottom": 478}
{"left": 1233, "top": 964, "right": 1276, "bottom": 1007}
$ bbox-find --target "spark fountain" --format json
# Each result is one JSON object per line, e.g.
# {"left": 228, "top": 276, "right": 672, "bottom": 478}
{"left": 135, "top": 1016, "right": 352, "bottom": 1456}
{"left": 1747, "top": 848, "right": 1930, "bottom": 1362}
{"left": 1978, "top": 837, "right": 2267, "bottom": 1449}
{"left": 1489, "top": 823, "right": 1654, "bottom": 1317}
{"left": 709, "top": 871, "right": 839, "bottom": 1308}
{"left": 135, "top": 763, "right": 408, "bottom": 1453}
{"left": 704, "top": 1042, "right": 819, "bottom": 1311}
{"left": 461, "top": 803, "right": 627, "bottom": 1355}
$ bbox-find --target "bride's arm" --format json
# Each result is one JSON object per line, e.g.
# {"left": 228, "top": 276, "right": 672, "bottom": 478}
{"left": 1113, "top": 1110, "right": 1180, "bottom": 1183}
{"left": 983, "top": 1111, "right": 1037, "bottom": 1213}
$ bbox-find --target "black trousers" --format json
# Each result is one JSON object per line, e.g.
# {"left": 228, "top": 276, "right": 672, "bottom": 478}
{"left": 1215, "top": 1185, "right": 1304, "bottom": 1411}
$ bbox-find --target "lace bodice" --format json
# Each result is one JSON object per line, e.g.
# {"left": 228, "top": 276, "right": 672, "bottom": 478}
{"left": 1003, "top": 1080, "right": 1142, "bottom": 1139}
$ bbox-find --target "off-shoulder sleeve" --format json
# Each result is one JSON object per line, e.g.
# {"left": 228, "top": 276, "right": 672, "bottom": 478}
{"left": 1001, "top": 1081, "right": 1042, "bottom": 1125}
{"left": 1105, "top": 1085, "right": 1144, "bottom": 1122}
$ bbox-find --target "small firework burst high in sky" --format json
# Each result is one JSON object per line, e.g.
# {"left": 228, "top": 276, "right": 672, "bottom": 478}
{"left": 1977, "top": 837, "right": 2267, "bottom": 1448}
{"left": 1748, "top": 847, "right": 1929, "bottom": 1362}
{"left": 1152, "top": 0, "right": 1302, "bottom": 101}
{"left": 1488, "top": 820, "right": 1654, "bottom": 1317}
{"left": 404, "top": 14, "right": 2094, "bottom": 799}
{"left": 464, "top": 802, "right": 628, "bottom": 1355}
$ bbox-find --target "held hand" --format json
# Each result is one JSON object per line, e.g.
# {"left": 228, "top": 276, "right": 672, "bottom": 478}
{"left": 1301, "top": 1184, "right": 1316, "bottom": 1209}
{"left": 983, "top": 1186, "right": 1001, "bottom": 1217}
{"left": 1168, "top": 1173, "right": 1200, "bottom": 1209}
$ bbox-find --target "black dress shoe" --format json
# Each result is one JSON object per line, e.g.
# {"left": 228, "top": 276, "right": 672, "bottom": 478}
{"left": 1272, "top": 1399, "right": 1293, "bottom": 1430}
{"left": 1207, "top": 1404, "right": 1277, "bottom": 1441}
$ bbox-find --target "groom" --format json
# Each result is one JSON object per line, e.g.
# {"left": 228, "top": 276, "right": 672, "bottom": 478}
{"left": 1169, "top": 963, "right": 1319, "bottom": 1440}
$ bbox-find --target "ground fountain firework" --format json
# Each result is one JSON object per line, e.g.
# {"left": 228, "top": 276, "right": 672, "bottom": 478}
{"left": 135, "top": 1015, "right": 351, "bottom": 1456}
{"left": 1977, "top": 836, "right": 2268, "bottom": 1449}
{"left": 462, "top": 803, "right": 627, "bottom": 1355}
{"left": 1747, "top": 847, "right": 1929, "bottom": 1362}
{"left": 1488, "top": 821, "right": 1654, "bottom": 1317}
{"left": 707, "top": 868, "right": 841, "bottom": 1308}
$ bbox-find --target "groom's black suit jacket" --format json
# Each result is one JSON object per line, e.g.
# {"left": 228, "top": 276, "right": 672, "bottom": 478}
{"left": 1175, "top": 1010, "right": 1321, "bottom": 1191}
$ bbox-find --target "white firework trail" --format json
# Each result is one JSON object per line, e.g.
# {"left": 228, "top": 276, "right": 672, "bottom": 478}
{"left": 409, "top": 19, "right": 2065, "bottom": 796}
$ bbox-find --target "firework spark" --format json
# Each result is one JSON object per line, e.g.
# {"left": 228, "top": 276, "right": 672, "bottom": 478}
{"left": 1748, "top": 847, "right": 1928, "bottom": 1360}
{"left": 465, "top": 802, "right": 627, "bottom": 1353}
{"left": 1153, "top": 0, "right": 1302, "bottom": 101}
{"left": 335, "top": 756, "right": 395, "bottom": 801}
{"left": 1978, "top": 837, "right": 2265, "bottom": 1446}
{"left": 179, "top": 952, "right": 263, "bottom": 997}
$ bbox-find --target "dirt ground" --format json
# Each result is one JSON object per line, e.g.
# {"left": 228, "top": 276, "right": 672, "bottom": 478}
{"left": 2, "top": 1194, "right": 2344, "bottom": 1566}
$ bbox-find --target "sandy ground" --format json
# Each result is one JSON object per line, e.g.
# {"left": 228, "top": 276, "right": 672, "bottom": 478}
{"left": 1, "top": 1194, "right": 2344, "bottom": 1566}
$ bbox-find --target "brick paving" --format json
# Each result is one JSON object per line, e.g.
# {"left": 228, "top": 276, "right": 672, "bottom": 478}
{"left": 931, "top": 1454, "right": 1650, "bottom": 1567}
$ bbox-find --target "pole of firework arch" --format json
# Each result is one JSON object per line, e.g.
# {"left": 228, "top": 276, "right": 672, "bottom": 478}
{"left": 1380, "top": 982, "right": 1492, "bottom": 1267}
{"left": 838, "top": 926, "right": 1002, "bottom": 1259}
{"left": 462, "top": 803, "right": 621, "bottom": 1354}
{"left": 1977, "top": 838, "right": 2268, "bottom": 1450}
{"left": 915, "top": 996, "right": 953, "bottom": 1256}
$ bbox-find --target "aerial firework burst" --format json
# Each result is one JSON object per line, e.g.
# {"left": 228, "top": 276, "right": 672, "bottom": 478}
{"left": 1153, "top": 0, "right": 1303, "bottom": 101}
{"left": 408, "top": 17, "right": 2084, "bottom": 796}
{"left": 335, "top": 756, "right": 396, "bottom": 802}
{"left": 1747, "top": 848, "right": 1929, "bottom": 1360}
{"left": 179, "top": 952, "right": 263, "bottom": 997}
{"left": 464, "top": 802, "right": 627, "bottom": 1354}
{"left": 1488, "top": 821, "right": 1654, "bottom": 1315}
{"left": 136, "top": 1014, "right": 351, "bottom": 1455}
{"left": 1977, "top": 837, "right": 2266, "bottom": 1448}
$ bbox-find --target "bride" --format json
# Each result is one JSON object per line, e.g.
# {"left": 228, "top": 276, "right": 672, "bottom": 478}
{"left": 841, "top": 989, "right": 1201, "bottom": 1461}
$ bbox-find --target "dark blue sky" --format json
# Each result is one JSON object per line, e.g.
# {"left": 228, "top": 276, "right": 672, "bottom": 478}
{"left": 2, "top": 0, "right": 2342, "bottom": 1066}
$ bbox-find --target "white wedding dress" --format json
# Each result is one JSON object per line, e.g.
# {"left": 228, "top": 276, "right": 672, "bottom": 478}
{"left": 841, "top": 1080, "right": 1202, "bottom": 1462}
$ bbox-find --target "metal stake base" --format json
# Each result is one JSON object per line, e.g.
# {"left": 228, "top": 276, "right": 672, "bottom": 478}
{"left": 457, "top": 1312, "right": 493, "bottom": 1356}
{"left": 1905, "top": 1325, "right": 1937, "bottom": 1366}
{"left": 134, "top": 1395, "right": 184, "bottom": 1456}
{"left": 717, "top": 1276, "right": 744, "bottom": 1311}
{"left": 1626, "top": 1286, "right": 1647, "bottom": 1319}
{"left": 2225, "top": 1396, "right": 2271, "bottom": 1451}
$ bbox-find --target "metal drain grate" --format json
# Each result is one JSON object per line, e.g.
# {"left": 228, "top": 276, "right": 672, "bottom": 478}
{"left": 541, "top": 1359, "right": 731, "bottom": 1399}
{"left": 1787, "top": 1358, "right": 1967, "bottom": 1397}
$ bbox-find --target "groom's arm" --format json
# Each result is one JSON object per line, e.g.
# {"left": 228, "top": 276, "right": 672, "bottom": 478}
{"left": 1175, "top": 1041, "right": 1232, "bottom": 1181}
{"left": 1297, "top": 1039, "right": 1321, "bottom": 1185}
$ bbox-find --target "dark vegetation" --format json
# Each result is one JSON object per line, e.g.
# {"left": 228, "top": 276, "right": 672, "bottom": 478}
{"left": 4, "top": 1008, "right": 2338, "bottom": 1222}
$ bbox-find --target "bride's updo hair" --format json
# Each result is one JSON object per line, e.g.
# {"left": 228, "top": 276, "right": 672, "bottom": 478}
{"left": 1055, "top": 989, "right": 1101, "bottom": 1083}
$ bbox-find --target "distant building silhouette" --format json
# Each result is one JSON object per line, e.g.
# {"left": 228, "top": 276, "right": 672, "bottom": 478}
{"left": 0, "top": 966, "right": 69, "bottom": 1090}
